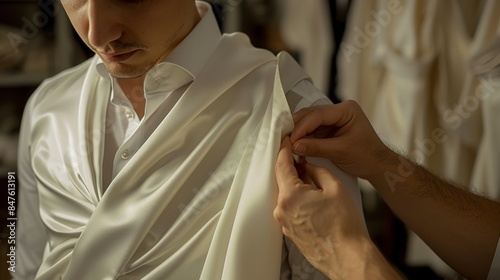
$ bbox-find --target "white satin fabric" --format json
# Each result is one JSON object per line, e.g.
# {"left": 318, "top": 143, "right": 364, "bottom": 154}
{"left": 16, "top": 23, "right": 361, "bottom": 280}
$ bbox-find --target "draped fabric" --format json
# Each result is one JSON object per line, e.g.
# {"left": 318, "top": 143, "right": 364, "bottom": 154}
{"left": 338, "top": 0, "right": 500, "bottom": 194}
{"left": 16, "top": 33, "right": 350, "bottom": 279}
{"left": 338, "top": 0, "right": 500, "bottom": 276}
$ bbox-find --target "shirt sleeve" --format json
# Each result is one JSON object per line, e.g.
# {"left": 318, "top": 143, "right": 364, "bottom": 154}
{"left": 487, "top": 237, "right": 500, "bottom": 280}
{"left": 13, "top": 94, "right": 48, "bottom": 280}
{"left": 282, "top": 79, "right": 364, "bottom": 280}
{"left": 285, "top": 79, "right": 332, "bottom": 114}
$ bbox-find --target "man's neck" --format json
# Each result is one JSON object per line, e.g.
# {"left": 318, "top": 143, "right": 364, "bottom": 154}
{"left": 118, "top": 76, "right": 146, "bottom": 119}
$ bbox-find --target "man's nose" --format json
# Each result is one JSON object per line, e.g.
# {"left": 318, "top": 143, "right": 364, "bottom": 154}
{"left": 87, "top": 0, "right": 121, "bottom": 50}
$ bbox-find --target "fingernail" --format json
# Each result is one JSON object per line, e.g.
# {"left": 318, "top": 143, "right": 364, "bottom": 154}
{"left": 297, "top": 156, "right": 306, "bottom": 164}
{"left": 294, "top": 143, "right": 306, "bottom": 154}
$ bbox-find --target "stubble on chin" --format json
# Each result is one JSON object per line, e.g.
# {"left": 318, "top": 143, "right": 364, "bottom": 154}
{"left": 104, "top": 59, "right": 157, "bottom": 79}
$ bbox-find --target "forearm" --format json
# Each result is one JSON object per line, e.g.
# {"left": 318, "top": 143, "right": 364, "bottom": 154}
{"left": 323, "top": 238, "right": 402, "bottom": 280}
{"left": 366, "top": 147, "right": 500, "bottom": 280}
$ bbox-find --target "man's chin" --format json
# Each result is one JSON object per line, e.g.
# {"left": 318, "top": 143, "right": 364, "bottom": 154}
{"left": 109, "top": 71, "right": 146, "bottom": 80}
{"left": 104, "top": 63, "right": 150, "bottom": 79}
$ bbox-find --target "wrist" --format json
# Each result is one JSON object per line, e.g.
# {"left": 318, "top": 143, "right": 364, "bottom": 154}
{"left": 327, "top": 238, "right": 401, "bottom": 280}
{"left": 321, "top": 237, "right": 391, "bottom": 279}
{"left": 361, "top": 241, "right": 402, "bottom": 280}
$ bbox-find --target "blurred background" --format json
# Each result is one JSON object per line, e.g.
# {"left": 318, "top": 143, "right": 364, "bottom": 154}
{"left": 1, "top": 0, "right": 499, "bottom": 279}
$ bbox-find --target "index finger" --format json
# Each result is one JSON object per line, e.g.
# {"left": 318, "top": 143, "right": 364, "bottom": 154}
{"left": 291, "top": 102, "right": 356, "bottom": 143}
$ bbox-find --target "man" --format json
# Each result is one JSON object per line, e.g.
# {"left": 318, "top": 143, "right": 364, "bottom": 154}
{"left": 15, "top": 1, "right": 362, "bottom": 279}
{"left": 274, "top": 101, "right": 500, "bottom": 280}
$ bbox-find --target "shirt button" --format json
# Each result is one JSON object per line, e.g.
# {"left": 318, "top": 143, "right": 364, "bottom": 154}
{"left": 121, "top": 150, "right": 130, "bottom": 160}
{"left": 125, "top": 110, "right": 134, "bottom": 119}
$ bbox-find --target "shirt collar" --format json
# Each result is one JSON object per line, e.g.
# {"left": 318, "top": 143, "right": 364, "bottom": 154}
{"left": 165, "top": 1, "right": 221, "bottom": 78}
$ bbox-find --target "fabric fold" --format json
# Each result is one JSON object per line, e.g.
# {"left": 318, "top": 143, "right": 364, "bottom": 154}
{"left": 31, "top": 33, "right": 316, "bottom": 279}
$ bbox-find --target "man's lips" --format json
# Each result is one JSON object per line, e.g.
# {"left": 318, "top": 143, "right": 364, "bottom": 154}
{"left": 100, "top": 50, "right": 138, "bottom": 62}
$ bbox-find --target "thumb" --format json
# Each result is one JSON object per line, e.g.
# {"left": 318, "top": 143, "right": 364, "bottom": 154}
{"left": 305, "top": 162, "right": 340, "bottom": 190}
{"left": 292, "top": 138, "right": 335, "bottom": 159}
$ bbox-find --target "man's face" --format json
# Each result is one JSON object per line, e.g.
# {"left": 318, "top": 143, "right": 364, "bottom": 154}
{"left": 62, "top": 0, "right": 198, "bottom": 79}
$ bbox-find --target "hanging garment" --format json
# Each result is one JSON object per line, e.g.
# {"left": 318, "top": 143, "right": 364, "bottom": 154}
{"left": 469, "top": 36, "right": 500, "bottom": 200}
{"left": 339, "top": 0, "right": 500, "bottom": 194}
{"left": 280, "top": 0, "right": 334, "bottom": 93}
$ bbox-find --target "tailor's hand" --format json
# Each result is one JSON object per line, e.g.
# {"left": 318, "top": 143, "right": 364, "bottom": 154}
{"left": 274, "top": 137, "right": 374, "bottom": 279}
{"left": 290, "top": 100, "right": 391, "bottom": 181}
